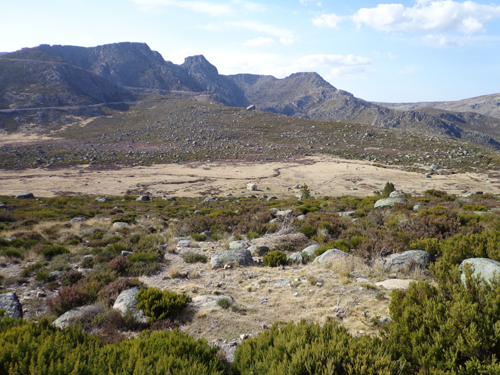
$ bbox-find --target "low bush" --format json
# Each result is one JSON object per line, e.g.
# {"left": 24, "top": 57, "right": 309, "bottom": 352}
{"left": 462, "top": 204, "right": 487, "bottom": 211}
{"left": 299, "top": 224, "right": 316, "bottom": 238}
{"left": 234, "top": 321, "right": 399, "bottom": 374}
{"left": 128, "top": 252, "right": 158, "bottom": 263}
{"left": 20, "top": 261, "right": 46, "bottom": 277}
{"left": 191, "top": 233, "right": 207, "bottom": 241}
{"left": 60, "top": 270, "right": 85, "bottom": 286}
{"left": 40, "top": 245, "right": 70, "bottom": 259}
{"left": 108, "top": 256, "right": 131, "bottom": 274}
{"left": 263, "top": 251, "right": 287, "bottom": 267}
{"left": 217, "top": 297, "right": 233, "bottom": 309}
{"left": 47, "top": 284, "right": 91, "bottom": 315}
{"left": 1, "top": 249, "right": 22, "bottom": 258}
{"left": 182, "top": 252, "right": 207, "bottom": 264}
{"left": 136, "top": 288, "right": 192, "bottom": 322}
{"left": 246, "top": 231, "right": 260, "bottom": 240}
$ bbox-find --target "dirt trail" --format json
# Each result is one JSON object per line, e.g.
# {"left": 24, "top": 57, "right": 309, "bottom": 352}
{"left": 0, "top": 155, "right": 498, "bottom": 198}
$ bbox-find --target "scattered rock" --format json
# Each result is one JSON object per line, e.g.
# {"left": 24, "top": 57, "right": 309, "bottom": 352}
{"left": 337, "top": 211, "right": 355, "bottom": 217}
{"left": 203, "top": 197, "right": 220, "bottom": 203}
{"left": 121, "top": 251, "right": 134, "bottom": 256}
{"left": 53, "top": 304, "right": 105, "bottom": 329}
{"left": 296, "top": 214, "right": 307, "bottom": 221}
{"left": 112, "top": 222, "right": 129, "bottom": 228}
{"left": 375, "top": 279, "right": 415, "bottom": 290}
{"left": 228, "top": 240, "right": 249, "bottom": 250}
{"left": 136, "top": 195, "right": 150, "bottom": 201}
{"left": 248, "top": 245, "right": 269, "bottom": 256}
{"left": 288, "top": 252, "right": 303, "bottom": 264}
{"left": 313, "top": 249, "right": 350, "bottom": 265}
{"left": 246, "top": 105, "right": 256, "bottom": 111}
{"left": 70, "top": 217, "right": 87, "bottom": 223}
{"left": 275, "top": 279, "right": 292, "bottom": 287}
{"left": 177, "top": 239, "right": 192, "bottom": 247}
{"left": 190, "top": 295, "right": 234, "bottom": 310}
{"left": 95, "top": 197, "right": 110, "bottom": 202}
{"left": 113, "top": 287, "right": 148, "bottom": 324}
{"left": 210, "top": 249, "right": 255, "bottom": 269}
{"left": 15, "top": 192, "right": 34, "bottom": 199}
{"left": 48, "top": 270, "right": 63, "bottom": 282}
{"left": 459, "top": 258, "right": 500, "bottom": 286}
{"left": 162, "top": 196, "right": 176, "bottom": 201}
{"left": 0, "top": 292, "right": 23, "bottom": 318}
{"left": 302, "top": 244, "right": 320, "bottom": 257}
{"left": 374, "top": 198, "right": 408, "bottom": 209}
{"left": 378, "top": 250, "right": 433, "bottom": 273}
{"left": 389, "top": 190, "right": 405, "bottom": 198}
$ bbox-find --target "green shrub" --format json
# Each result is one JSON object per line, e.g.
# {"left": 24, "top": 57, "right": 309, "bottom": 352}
{"left": 263, "top": 251, "right": 287, "bottom": 267}
{"left": 40, "top": 245, "right": 70, "bottom": 259}
{"left": 424, "top": 189, "right": 447, "bottom": 198}
{"left": 462, "top": 204, "right": 487, "bottom": 211}
{"left": 208, "top": 210, "right": 237, "bottom": 218}
{"left": 217, "top": 297, "right": 233, "bottom": 309}
{"left": 35, "top": 272, "right": 49, "bottom": 282}
{"left": 192, "top": 233, "right": 208, "bottom": 241}
{"left": 299, "top": 224, "right": 316, "bottom": 238}
{"left": 182, "top": 252, "right": 207, "bottom": 264}
{"left": 128, "top": 252, "right": 158, "bottom": 263}
{"left": 0, "top": 315, "right": 226, "bottom": 374}
{"left": 234, "top": 321, "right": 399, "bottom": 374}
{"left": 136, "top": 288, "right": 192, "bottom": 322}
{"left": 129, "top": 233, "right": 141, "bottom": 244}
{"left": 20, "top": 261, "right": 46, "bottom": 277}
{"left": 382, "top": 182, "right": 395, "bottom": 197}
{"left": 246, "top": 231, "right": 260, "bottom": 240}
{"left": 1, "top": 249, "right": 22, "bottom": 258}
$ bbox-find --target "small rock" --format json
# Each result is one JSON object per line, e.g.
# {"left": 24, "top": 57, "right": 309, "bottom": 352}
{"left": 15, "top": 192, "right": 34, "bottom": 199}
{"left": 275, "top": 279, "right": 291, "bottom": 287}
{"left": 136, "top": 195, "right": 150, "bottom": 202}
{"left": 70, "top": 217, "right": 87, "bottom": 223}
{"left": 112, "top": 222, "right": 129, "bottom": 228}
{"left": 177, "top": 240, "right": 192, "bottom": 247}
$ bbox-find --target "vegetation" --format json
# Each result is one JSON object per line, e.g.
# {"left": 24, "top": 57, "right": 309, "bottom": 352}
{"left": 136, "top": 288, "right": 192, "bottom": 322}
{"left": 263, "top": 251, "right": 287, "bottom": 267}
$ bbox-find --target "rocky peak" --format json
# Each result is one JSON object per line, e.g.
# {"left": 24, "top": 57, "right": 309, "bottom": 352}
{"left": 181, "top": 55, "right": 220, "bottom": 83}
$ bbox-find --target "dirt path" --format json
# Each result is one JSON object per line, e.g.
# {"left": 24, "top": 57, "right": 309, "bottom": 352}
{"left": 0, "top": 155, "right": 498, "bottom": 198}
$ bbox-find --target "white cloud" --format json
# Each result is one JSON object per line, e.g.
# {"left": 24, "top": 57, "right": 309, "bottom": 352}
{"left": 352, "top": 1, "right": 500, "bottom": 35}
{"left": 226, "top": 20, "right": 295, "bottom": 45}
{"left": 244, "top": 37, "right": 276, "bottom": 47}
{"left": 312, "top": 13, "right": 343, "bottom": 28}
{"left": 130, "top": 0, "right": 232, "bottom": 16}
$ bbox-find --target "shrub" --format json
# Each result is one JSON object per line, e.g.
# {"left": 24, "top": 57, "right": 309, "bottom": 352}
{"left": 40, "top": 245, "right": 70, "bottom": 259}
{"left": 20, "top": 261, "right": 46, "bottom": 277}
{"left": 80, "top": 257, "right": 94, "bottom": 269}
{"left": 128, "top": 252, "right": 158, "bottom": 263}
{"left": 217, "top": 297, "right": 233, "bottom": 309}
{"left": 192, "top": 233, "right": 208, "bottom": 241}
{"left": 382, "top": 182, "right": 395, "bottom": 197}
{"left": 234, "top": 321, "right": 399, "bottom": 374}
{"left": 35, "top": 272, "right": 49, "bottom": 282}
{"left": 246, "top": 231, "right": 260, "bottom": 240}
{"left": 47, "top": 284, "right": 91, "bottom": 315}
{"left": 299, "top": 224, "right": 316, "bottom": 238}
{"left": 60, "top": 270, "right": 85, "bottom": 286}
{"left": 129, "top": 233, "right": 141, "bottom": 244}
{"left": 136, "top": 288, "right": 192, "bottom": 322}
{"left": 462, "top": 204, "right": 487, "bottom": 211}
{"left": 263, "top": 251, "right": 287, "bottom": 267}
{"left": 97, "top": 278, "right": 142, "bottom": 307}
{"left": 182, "top": 252, "right": 208, "bottom": 264}
{"left": 301, "top": 183, "right": 311, "bottom": 199}
{"left": 108, "top": 256, "right": 131, "bottom": 274}
{"left": 1, "top": 249, "right": 22, "bottom": 258}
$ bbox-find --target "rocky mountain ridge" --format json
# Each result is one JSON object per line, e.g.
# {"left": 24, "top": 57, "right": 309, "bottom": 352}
{"left": 1, "top": 42, "right": 500, "bottom": 149}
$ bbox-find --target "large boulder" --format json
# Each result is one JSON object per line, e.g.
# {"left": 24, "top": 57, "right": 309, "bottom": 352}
{"left": 15, "top": 192, "right": 34, "bottom": 199}
{"left": 248, "top": 245, "right": 269, "bottom": 256}
{"left": 288, "top": 252, "right": 303, "bottom": 264}
{"left": 210, "top": 249, "right": 255, "bottom": 270}
{"left": 0, "top": 292, "right": 23, "bottom": 318}
{"left": 302, "top": 244, "right": 320, "bottom": 257}
{"left": 378, "top": 250, "right": 433, "bottom": 273}
{"left": 228, "top": 240, "right": 249, "bottom": 250}
{"left": 374, "top": 198, "right": 408, "bottom": 209}
{"left": 313, "top": 249, "right": 350, "bottom": 265}
{"left": 53, "top": 304, "right": 105, "bottom": 329}
{"left": 459, "top": 258, "right": 500, "bottom": 286}
{"left": 136, "top": 195, "right": 150, "bottom": 201}
{"left": 112, "top": 287, "right": 148, "bottom": 324}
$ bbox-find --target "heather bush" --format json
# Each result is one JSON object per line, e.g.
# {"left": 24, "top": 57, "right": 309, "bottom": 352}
{"left": 40, "top": 245, "right": 70, "bottom": 259}
{"left": 136, "top": 288, "right": 192, "bottom": 322}
{"left": 97, "top": 278, "right": 142, "bottom": 307}
{"left": 20, "top": 261, "right": 46, "bottom": 277}
{"left": 47, "top": 284, "right": 91, "bottom": 315}
{"left": 299, "top": 224, "right": 316, "bottom": 238}
{"left": 263, "top": 251, "right": 287, "bottom": 267}
{"left": 108, "top": 256, "right": 131, "bottom": 274}
{"left": 60, "top": 270, "right": 85, "bottom": 286}
{"left": 1, "top": 249, "right": 22, "bottom": 258}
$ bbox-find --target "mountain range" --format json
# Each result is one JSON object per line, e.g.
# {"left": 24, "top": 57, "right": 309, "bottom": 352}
{"left": 1, "top": 42, "right": 499, "bottom": 149}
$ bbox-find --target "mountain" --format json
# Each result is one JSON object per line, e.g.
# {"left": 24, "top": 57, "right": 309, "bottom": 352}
{"left": 227, "top": 72, "right": 500, "bottom": 148}
{"left": 374, "top": 93, "right": 500, "bottom": 120}
{"left": 6, "top": 42, "right": 246, "bottom": 107}
{"left": 0, "top": 53, "right": 134, "bottom": 110}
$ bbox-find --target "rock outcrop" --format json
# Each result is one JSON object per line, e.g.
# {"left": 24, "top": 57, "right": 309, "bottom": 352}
{"left": 210, "top": 249, "right": 255, "bottom": 269}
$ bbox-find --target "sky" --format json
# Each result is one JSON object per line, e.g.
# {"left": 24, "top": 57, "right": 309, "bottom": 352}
{"left": 2, "top": 0, "right": 500, "bottom": 102}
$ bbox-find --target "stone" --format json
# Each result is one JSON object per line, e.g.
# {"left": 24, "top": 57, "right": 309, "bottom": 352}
{"left": 53, "top": 304, "right": 105, "bottom": 329}
{"left": 248, "top": 245, "right": 269, "bottom": 256}
{"left": 459, "top": 258, "right": 500, "bottom": 286}
{"left": 275, "top": 279, "right": 292, "bottom": 287}
{"left": 70, "top": 217, "right": 87, "bottom": 223}
{"left": 288, "top": 252, "right": 303, "bottom": 264}
{"left": 275, "top": 209, "right": 293, "bottom": 218}
{"left": 266, "top": 196, "right": 278, "bottom": 201}
{"left": 190, "top": 295, "right": 234, "bottom": 310}
{"left": 378, "top": 250, "right": 433, "bottom": 273}
{"left": 413, "top": 204, "right": 423, "bottom": 211}
{"left": 246, "top": 104, "right": 256, "bottom": 111}
{"left": 228, "top": 240, "right": 249, "bottom": 250}
{"left": 374, "top": 198, "right": 408, "bottom": 209}
{"left": 389, "top": 190, "right": 405, "bottom": 198}
{"left": 177, "top": 239, "right": 192, "bottom": 247}
{"left": 296, "top": 214, "right": 307, "bottom": 221}
{"left": 375, "top": 279, "right": 415, "bottom": 290}
{"left": 210, "top": 249, "right": 255, "bottom": 270}
{"left": 313, "top": 249, "right": 350, "bottom": 265}
{"left": 302, "top": 244, "right": 320, "bottom": 257}
{"left": 113, "top": 287, "right": 148, "bottom": 324}
{"left": 247, "top": 195, "right": 256, "bottom": 198}
{"left": 15, "top": 192, "right": 34, "bottom": 199}
{"left": 95, "top": 197, "right": 110, "bottom": 202}
{"left": 48, "top": 270, "right": 63, "bottom": 282}
{"left": 337, "top": 211, "right": 355, "bottom": 217}
{"left": 203, "top": 197, "right": 220, "bottom": 203}
{"left": 136, "top": 195, "right": 150, "bottom": 201}
{"left": 162, "top": 196, "right": 177, "bottom": 201}
{"left": 112, "top": 222, "right": 129, "bottom": 228}
{"left": 0, "top": 292, "right": 23, "bottom": 318}
{"left": 121, "top": 251, "right": 134, "bottom": 256}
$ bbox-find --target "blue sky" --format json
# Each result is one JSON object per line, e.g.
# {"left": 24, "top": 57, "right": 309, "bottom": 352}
{"left": 2, "top": 0, "right": 500, "bottom": 102}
